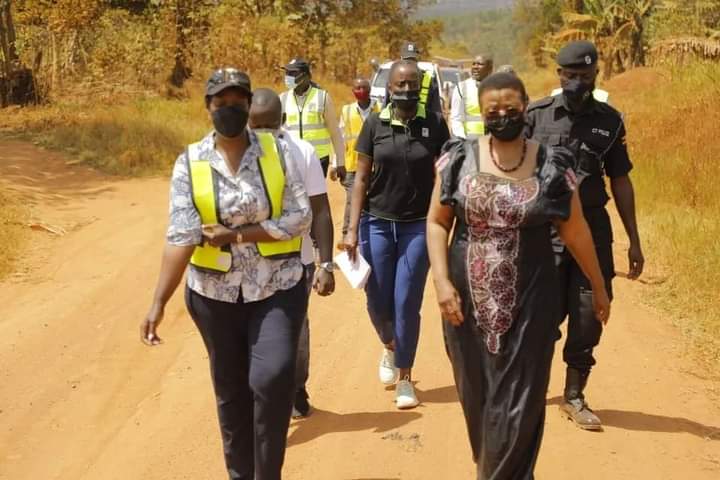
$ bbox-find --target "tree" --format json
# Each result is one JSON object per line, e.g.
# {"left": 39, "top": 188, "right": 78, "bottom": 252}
{"left": 0, "top": 0, "right": 36, "bottom": 106}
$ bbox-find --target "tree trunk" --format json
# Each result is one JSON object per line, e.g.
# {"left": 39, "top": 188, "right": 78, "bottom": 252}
{"left": 0, "top": 0, "right": 36, "bottom": 106}
{"left": 169, "top": 0, "right": 192, "bottom": 88}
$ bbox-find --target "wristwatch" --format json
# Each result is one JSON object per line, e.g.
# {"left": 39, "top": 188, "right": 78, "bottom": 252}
{"left": 318, "top": 261, "right": 335, "bottom": 273}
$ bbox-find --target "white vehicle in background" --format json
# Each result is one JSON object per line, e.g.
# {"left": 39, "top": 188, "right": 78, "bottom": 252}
{"left": 370, "top": 60, "right": 443, "bottom": 107}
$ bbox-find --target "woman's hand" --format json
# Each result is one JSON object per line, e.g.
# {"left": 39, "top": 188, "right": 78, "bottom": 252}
{"left": 592, "top": 286, "right": 611, "bottom": 325}
{"left": 140, "top": 302, "right": 164, "bottom": 346}
{"left": 202, "top": 224, "right": 236, "bottom": 247}
{"left": 436, "top": 278, "right": 464, "bottom": 326}
{"left": 340, "top": 230, "right": 359, "bottom": 263}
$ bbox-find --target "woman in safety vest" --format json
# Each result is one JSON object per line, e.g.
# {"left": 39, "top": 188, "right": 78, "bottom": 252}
{"left": 342, "top": 60, "right": 450, "bottom": 409}
{"left": 139, "top": 68, "right": 311, "bottom": 480}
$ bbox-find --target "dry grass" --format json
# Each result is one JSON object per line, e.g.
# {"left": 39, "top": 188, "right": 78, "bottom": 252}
{"left": 0, "top": 192, "right": 27, "bottom": 279}
{"left": 0, "top": 77, "right": 354, "bottom": 176}
{"left": 607, "top": 63, "right": 720, "bottom": 374}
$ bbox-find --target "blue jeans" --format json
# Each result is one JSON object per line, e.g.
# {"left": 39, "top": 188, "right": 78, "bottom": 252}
{"left": 359, "top": 214, "right": 430, "bottom": 369}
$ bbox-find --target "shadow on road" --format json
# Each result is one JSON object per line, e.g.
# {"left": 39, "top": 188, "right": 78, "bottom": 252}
{"left": 547, "top": 395, "right": 720, "bottom": 438}
{"left": 0, "top": 140, "right": 115, "bottom": 206}
{"left": 415, "top": 384, "right": 458, "bottom": 404}
{"left": 287, "top": 408, "right": 422, "bottom": 447}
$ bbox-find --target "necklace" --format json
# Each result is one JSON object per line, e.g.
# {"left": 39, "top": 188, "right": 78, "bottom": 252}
{"left": 489, "top": 137, "right": 527, "bottom": 173}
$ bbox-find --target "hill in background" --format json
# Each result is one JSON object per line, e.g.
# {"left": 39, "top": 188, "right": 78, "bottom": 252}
{"left": 418, "top": 1, "right": 520, "bottom": 67}
{"left": 414, "top": 0, "right": 513, "bottom": 19}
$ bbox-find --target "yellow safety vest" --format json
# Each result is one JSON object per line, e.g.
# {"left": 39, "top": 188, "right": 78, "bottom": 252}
{"left": 341, "top": 101, "right": 380, "bottom": 172}
{"left": 282, "top": 86, "right": 333, "bottom": 159}
{"left": 458, "top": 78, "right": 484, "bottom": 140}
{"left": 551, "top": 87, "right": 610, "bottom": 103}
{"left": 419, "top": 69, "right": 433, "bottom": 111}
{"left": 186, "top": 133, "right": 301, "bottom": 273}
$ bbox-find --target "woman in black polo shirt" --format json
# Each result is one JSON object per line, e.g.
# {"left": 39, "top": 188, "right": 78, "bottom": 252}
{"left": 342, "top": 60, "right": 449, "bottom": 409}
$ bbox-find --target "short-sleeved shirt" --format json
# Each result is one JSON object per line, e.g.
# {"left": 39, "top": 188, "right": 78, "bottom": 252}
{"left": 526, "top": 95, "right": 632, "bottom": 210}
{"left": 277, "top": 129, "right": 327, "bottom": 265}
{"left": 166, "top": 130, "right": 312, "bottom": 303}
{"left": 355, "top": 104, "right": 450, "bottom": 221}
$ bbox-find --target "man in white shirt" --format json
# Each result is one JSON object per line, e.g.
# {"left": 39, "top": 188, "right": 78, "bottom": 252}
{"left": 450, "top": 54, "right": 493, "bottom": 140}
{"left": 250, "top": 88, "right": 335, "bottom": 418}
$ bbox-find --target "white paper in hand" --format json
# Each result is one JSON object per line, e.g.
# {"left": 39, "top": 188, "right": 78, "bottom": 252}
{"left": 334, "top": 250, "right": 371, "bottom": 289}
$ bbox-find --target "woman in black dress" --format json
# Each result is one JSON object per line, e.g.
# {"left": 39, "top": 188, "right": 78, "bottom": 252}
{"left": 426, "top": 73, "right": 610, "bottom": 479}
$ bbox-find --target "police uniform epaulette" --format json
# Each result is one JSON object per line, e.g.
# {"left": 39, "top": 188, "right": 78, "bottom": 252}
{"left": 593, "top": 99, "right": 623, "bottom": 118}
{"left": 527, "top": 96, "right": 555, "bottom": 112}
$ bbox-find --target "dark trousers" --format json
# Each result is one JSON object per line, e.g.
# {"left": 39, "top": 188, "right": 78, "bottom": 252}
{"left": 295, "top": 264, "right": 315, "bottom": 392}
{"left": 556, "top": 240, "right": 614, "bottom": 382}
{"left": 319, "top": 156, "right": 329, "bottom": 178}
{"left": 185, "top": 280, "right": 307, "bottom": 480}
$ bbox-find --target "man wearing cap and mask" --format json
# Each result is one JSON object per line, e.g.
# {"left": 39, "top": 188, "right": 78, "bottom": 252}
{"left": 338, "top": 77, "right": 380, "bottom": 237}
{"left": 526, "top": 40, "right": 645, "bottom": 431}
{"left": 280, "top": 57, "right": 346, "bottom": 182}
{"left": 449, "top": 54, "right": 493, "bottom": 140}
{"left": 384, "top": 41, "right": 443, "bottom": 116}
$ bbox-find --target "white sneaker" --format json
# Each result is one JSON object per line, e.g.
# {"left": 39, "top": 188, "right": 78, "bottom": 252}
{"left": 379, "top": 348, "right": 399, "bottom": 385}
{"left": 396, "top": 376, "right": 419, "bottom": 409}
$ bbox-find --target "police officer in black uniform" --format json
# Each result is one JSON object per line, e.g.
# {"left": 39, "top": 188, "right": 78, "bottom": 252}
{"left": 526, "top": 40, "right": 645, "bottom": 430}
{"left": 383, "top": 41, "right": 443, "bottom": 116}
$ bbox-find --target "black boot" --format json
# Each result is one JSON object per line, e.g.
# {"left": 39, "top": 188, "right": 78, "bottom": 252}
{"left": 292, "top": 388, "right": 312, "bottom": 419}
{"left": 560, "top": 368, "right": 602, "bottom": 431}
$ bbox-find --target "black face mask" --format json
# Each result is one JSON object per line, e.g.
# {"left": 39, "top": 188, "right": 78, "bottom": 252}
{"left": 212, "top": 104, "right": 249, "bottom": 138}
{"left": 485, "top": 114, "right": 526, "bottom": 142}
{"left": 562, "top": 78, "right": 594, "bottom": 105}
{"left": 390, "top": 90, "right": 420, "bottom": 111}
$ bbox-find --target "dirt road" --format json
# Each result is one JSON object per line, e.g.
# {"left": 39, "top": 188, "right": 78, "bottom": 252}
{"left": 0, "top": 141, "right": 718, "bottom": 479}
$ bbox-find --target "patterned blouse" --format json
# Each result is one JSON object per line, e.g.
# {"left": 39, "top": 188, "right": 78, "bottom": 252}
{"left": 166, "top": 130, "right": 312, "bottom": 303}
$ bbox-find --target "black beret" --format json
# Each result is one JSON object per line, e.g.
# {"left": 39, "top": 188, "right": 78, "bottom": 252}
{"left": 556, "top": 40, "right": 598, "bottom": 67}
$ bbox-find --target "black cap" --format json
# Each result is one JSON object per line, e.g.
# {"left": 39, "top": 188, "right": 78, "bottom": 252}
{"left": 206, "top": 68, "right": 252, "bottom": 97}
{"left": 400, "top": 41, "right": 421, "bottom": 60}
{"left": 282, "top": 57, "right": 311, "bottom": 74}
{"left": 556, "top": 40, "right": 598, "bottom": 68}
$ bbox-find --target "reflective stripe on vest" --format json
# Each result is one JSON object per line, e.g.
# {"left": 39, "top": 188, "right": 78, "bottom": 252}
{"left": 419, "top": 70, "right": 433, "bottom": 110}
{"left": 283, "top": 87, "right": 333, "bottom": 158}
{"left": 459, "top": 78, "right": 484, "bottom": 139}
{"left": 254, "top": 132, "right": 302, "bottom": 258}
{"left": 551, "top": 87, "right": 610, "bottom": 103}
{"left": 342, "top": 101, "right": 379, "bottom": 172}
{"left": 186, "top": 134, "right": 301, "bottom": 269}
{"left": 187, "top": 142, "right": 233, "bottom": 273}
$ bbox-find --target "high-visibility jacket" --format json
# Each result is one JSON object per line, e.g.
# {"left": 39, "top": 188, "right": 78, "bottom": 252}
{"left": 551, "top": 87, "right": 610, "bottom": 103}
{"left": 457, "top": 78, "right": 484, "bottom": 140}
{"left": 341, "top": 101, "right": 380, "bottom": 172}
{"left": 186, "top": 132, "right": 301, "bottom": 273}
{"left": 419, "top": 69, "right": 433, "bottom": 112}
{"left": 281, "top": 86, "right": 333, "bottom": 159}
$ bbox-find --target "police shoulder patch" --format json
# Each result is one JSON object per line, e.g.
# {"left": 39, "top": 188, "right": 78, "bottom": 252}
{"left": 527, "top": 96, "right": 555, "bottom": 112}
